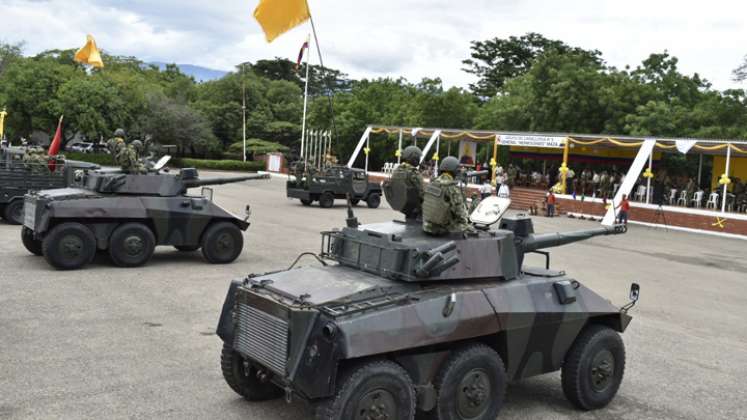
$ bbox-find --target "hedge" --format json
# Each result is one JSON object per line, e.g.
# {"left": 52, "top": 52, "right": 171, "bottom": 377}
{"left": 64, "top": 152, "right": 265, "bottom": 172}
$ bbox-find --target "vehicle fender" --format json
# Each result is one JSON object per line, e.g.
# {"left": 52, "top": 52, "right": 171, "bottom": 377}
{"left": 216, "top": 279, "right": 243, "bottom": 343}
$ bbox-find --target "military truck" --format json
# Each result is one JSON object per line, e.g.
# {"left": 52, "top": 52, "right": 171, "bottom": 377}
{"left": 0, "top": 145, "right": 98, "bottom": 225}
{"left": 216, "top": 190, "right": 639, "bottom": 420}
{"left": 22, "top": 157, "right": 269, "bottom": 270}
{"left": 287, "top": 163, "right": 382, "bottom": 208}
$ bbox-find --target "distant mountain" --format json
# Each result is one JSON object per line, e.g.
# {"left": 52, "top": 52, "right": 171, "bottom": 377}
{"left": 149, "top": 62, "right": 229, "bottom": 82}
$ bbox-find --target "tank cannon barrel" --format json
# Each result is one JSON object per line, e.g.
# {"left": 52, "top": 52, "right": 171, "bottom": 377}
{"left": 183, "top": 173, "right": 269, "bottom": 189}
{"left": 521, "top": 224, "right": 627, "bottom": 253}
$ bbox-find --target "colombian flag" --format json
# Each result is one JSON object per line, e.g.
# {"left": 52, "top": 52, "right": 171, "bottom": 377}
{"left": 295, "top": 37, "right": 309, "bottom": 72}
{"left": 254, "top": 0, "right": 310, "bottom": 43}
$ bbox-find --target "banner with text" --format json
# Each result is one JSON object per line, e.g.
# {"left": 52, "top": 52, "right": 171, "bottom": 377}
{"left": 500, "top": 135, "right": 566, "bottom": 148}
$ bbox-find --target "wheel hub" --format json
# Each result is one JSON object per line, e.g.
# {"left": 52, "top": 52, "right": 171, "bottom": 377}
{"left": 457, "top": 368, "right": 491, "bottom": 419}
{"left": 590, "top": 349, "right": 615, "bottom": 392}
{"left": 216, "top": 233, "right": 233, "bottom": 253}
{"left": 123, "top": 235, "right": 144, "bottom": 256}
{"left": 355, "top": 388, "right": 396, "bottom": 420}
{"left": 60, "top": 234, "right": 84, "bottom": 258}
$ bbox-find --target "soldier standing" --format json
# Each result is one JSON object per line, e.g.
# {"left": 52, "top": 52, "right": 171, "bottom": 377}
{"left": 423, "top": 156, "right": 474, "bottom": 235}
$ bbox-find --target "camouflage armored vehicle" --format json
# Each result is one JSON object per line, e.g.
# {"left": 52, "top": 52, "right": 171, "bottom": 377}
{"left": 0, "top": 145, "right": 98, "bottom": 224}
{"left": 22, "top": 157, "right": 269, "bottom": 270}
{"left": 216, "top": 192, "right": 639, "bottom": 420}
{"left": 287, "top": 163, "right": 382, "bottom": 208}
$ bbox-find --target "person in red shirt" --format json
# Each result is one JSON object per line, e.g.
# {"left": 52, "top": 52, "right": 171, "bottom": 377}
{"left": 546, "top": 190, "right": 557, "bottom": 217}
{"left": 616, "top": 194, "right": 631, "bottom": 225}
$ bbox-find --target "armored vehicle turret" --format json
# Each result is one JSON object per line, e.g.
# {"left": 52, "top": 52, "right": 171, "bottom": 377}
{"left": 1, "top": 145, "right": 98, "bottom": 224}
{"left": 21, "top": 157, "right": 269, "bottom": 270}
{"left": 216, "top": 192, "right": 639, "bottom": 420}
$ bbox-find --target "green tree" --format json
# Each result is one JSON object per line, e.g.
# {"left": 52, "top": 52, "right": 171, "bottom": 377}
{"left": 463, "top": 32, "right": 601, "bottom": 98}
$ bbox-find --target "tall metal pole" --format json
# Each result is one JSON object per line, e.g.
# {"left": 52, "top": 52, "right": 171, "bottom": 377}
{"left": 397, "top": 129, "right": 402, "bottom": 165}
{"left": 306, "top": 5, "right": 338, "bottom": 142}
{"left": 242, "top": 64, "right": 247, "bottom": 162}
{"left": 300, "top": 34, "right": 311, "bottom": 163}
{"left": 722, "top": 144, "right": 732, "bottom": 213}
{"left": 697, "top": 153, "right": 703, "bottom": 187}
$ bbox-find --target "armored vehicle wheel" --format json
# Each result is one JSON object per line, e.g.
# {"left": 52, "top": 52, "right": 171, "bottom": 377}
{"left": 3, "top": 200, "right": 24, "bottom": 225}
{"left": 319, "top": 192, "right": 335, "bottom": 208}
{"left": 220, "top": 343, "right": 283, "bottom": 401}
{"left": 202, "top": 222, "right": 243, "bottom": 264}
{"left": 561, "top": 325, "right": 625, "bottom": 410}
{"left": 301, "top": 198, "right": 313, "bottom": 206}
{"left": 21, "top": 227, "right": 43, "bottom": 256}
{"left": 315, "top": 360, "right": 416, "bottom": 420}
{"left": 42, "top": 222, "right": 97, "bottom": 270}
{"left": 366, "top": 193, "right": 381, "bottom": 209}
{"left": 108, "top": 223, "right": 156, "bottom": 267}
{"left": 174, "top": 245, "right": 200, "bottom": 252}
{"left": 433, "top": 344, "right": 506, "bottom": 420}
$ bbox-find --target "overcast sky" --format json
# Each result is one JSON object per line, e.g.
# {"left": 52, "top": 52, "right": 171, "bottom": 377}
{"left": 1, "top": 0, "right": 745, "bottom": 90}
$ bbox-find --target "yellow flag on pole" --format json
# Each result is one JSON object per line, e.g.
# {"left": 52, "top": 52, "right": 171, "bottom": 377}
{"left": 74, "top": 34, "right": 104, "bottom": 68}
{"left": 253, "top": 0, "right": 311, "bottom": 43}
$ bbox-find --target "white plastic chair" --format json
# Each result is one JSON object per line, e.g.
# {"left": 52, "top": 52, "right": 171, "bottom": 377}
{"left": 691, "top": 191, "right": 704, "bottom": 208}
{"left": 705, "top": 192, "right": 719, "bottom": 209}
{"left": 668, "top": 189, "right": 677, "bottom": 205}
{"left": 676, "top": 191, "right": 688, "bottom": 206}
{"left": 634, "top": 185, "right": 647, "bottom": 202}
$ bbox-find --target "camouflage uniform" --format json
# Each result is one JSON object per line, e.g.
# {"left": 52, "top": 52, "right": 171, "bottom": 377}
{"left": 423, "top": 173, "right": 472, "bottom": 235}
{"left": 22, "top": 147, "right": 49, "bottom": 173}
{"left": 107, "top": 136, "right": 146, "bottom": 174}
{"left": 391, "top": 162, "right": 424, "bottom": 203}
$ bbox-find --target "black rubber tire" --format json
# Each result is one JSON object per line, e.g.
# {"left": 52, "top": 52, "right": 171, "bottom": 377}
{"left": 201, "top": 222, "right": 244, "bottom": 264}
{"left": 433, "top": 343, "right": 506, "bottom": 420}
{"left": 319, "top": 192, "right": 335, "bottom": 208}
{"left": 21, "top": 227, "right": 43, "bottom": 256}
{"left": 315, "top": 360, "right": 416, "bottom": 420}
{"left": 3, "top": 199, "right": 24, "bottom": 225}
{"left": 300, "top": 198, "right": 313, "bottom": 206}
{"left": 108, "top": 223, "right": 156, "bottom": 267}
{"left": 174, "top": 245, "right": 200, "bottom": 252}
{"left": 366, "top": 193, "right": 381, "bottom": 209}
{"left": 562, "top": 325, "right": 626, "bottom": 410}
{"left": 42, "top": 222, "right": 97, "bottom": 270}
{"left": 220, "top": 343, "right": 283, "bottom": 401}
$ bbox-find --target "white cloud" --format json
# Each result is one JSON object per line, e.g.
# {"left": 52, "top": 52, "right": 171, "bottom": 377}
{"left": 1, "top": 0, "right": 745, "bottom": 90}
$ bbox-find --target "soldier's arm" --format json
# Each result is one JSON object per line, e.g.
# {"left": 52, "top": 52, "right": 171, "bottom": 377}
{"left": 448, "top": 185, "right": 470, "bottom": 223}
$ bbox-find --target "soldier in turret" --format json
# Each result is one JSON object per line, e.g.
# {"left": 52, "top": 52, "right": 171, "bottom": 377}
{"left": 107, "top": 129, "right": 146, "bottom": 174}
{"left": 423, "top": 156, "right": 474, "bottom": 235}
{"left": 393, "top": 146, "right": 424, "bottom": 198}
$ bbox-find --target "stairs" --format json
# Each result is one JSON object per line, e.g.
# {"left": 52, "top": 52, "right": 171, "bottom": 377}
{"left": 508, "top": 187, "right": 547, "bottom": 212}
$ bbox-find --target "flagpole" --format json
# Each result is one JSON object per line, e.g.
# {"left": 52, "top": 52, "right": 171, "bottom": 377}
{"left": 242, "top": 63, "right": 247, "bottom": 162}
{"left": 300, "top": 35, "right": 311, "bottom": 164}
{"left": 306, "top": 3, "right": 338, "bottom": 142}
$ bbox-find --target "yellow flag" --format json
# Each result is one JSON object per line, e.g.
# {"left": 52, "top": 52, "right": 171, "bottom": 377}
{"left": 74, "top": 34, "right": 104, "bottom": 68}
{"left": 0, "top": 108, "right": 7, "bottom": 139}
{"left": 253, "top": 0, "right": 310, "bottom": 43}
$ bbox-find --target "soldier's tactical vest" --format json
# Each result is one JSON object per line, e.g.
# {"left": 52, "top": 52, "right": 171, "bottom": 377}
{"left": 423, "top": 181, "right": 451, "bottom": 226}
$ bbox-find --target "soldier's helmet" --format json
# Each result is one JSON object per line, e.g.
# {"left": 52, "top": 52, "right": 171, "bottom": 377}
{"left": 130, "top": 140, "right": 144, "bottom": 154}
{"left": 402, "top": 146, "right": 422, "bottom": 166}
{"left": 439, "top": 156, "right": 459, "bottom": 175}
{"left": 113, "top": 128, "right": 126, "bottom": 138}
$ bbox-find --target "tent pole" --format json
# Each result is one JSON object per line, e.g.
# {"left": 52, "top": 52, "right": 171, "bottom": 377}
{"left": 722, "top": 144, "right": 731, "bottom": 213}
{"left": 697, "top": 153, "right": 703, "bottom": 187}
{"left": 397, "top": 129, "right": 402, "bottom": 165}
{"left": 646, "top": 152, "right": 653, "bottom": 204}
{"left": 491, "top": 135, "right": 499, "bottom": 185}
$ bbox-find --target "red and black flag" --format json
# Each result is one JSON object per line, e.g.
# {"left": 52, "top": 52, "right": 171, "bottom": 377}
{"left": 295, "top": 36, "right": 309, "bottom": 72}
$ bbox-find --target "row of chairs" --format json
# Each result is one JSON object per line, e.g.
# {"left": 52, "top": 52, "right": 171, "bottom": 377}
{"left": 634, "top": 186, "right": 743, "bottom": 212}
{"left": 382, "top": 162, "right": 400, "bottom": 174}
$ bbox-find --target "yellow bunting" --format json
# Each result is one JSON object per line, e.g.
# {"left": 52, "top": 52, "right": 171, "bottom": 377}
{"left": 693, "top": 143, "right": 728, "bottom": 151}
{"left": 718, "top": 174, "right": 731, "bottom": 185}
{"left": 395, "top": 149, "right": 401, "bottom": 157}
{"left": 730, "top": 144, "right": 747, "bottom": 154}
{"left": 489, "top": 157, "right": 497, "bottom": 167}
{"left": 363, "top": 147, "right": 370, "bottom": 156}
{"left": 643, "top": 168, "right": 654, "bottom": 179}
{"left": 432, "top": 152, "right": 439, "bottom": 161}
{"left": 712, "top": 217, "right": 727, "bottom": 229}
{"left": 558, "top": 163, "right": 570, "bottom": 174}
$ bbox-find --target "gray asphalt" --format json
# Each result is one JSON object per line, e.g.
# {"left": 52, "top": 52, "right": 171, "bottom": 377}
{"left": 1, "top": 172, "right": 746, "bottom": 420}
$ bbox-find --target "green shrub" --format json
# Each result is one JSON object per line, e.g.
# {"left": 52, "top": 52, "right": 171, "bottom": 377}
{"left": 172, "top": 158, "right": 264, "bottom": 172}
{"left": 64, "top": 152, "right": 115, "bottom": 166}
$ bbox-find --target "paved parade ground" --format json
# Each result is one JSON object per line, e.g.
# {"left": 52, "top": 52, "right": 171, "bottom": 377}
{"left": 1, "top": 173, "right": 745, "bottom": 420}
